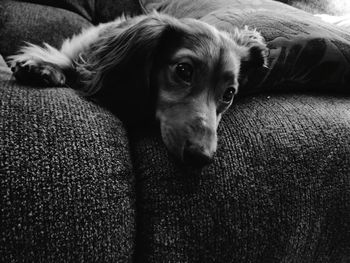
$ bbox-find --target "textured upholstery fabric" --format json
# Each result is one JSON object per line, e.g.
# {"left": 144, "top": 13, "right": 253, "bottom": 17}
{"left": 143, "top": 0, "right": 350, "bottom": 95}
{"left": 15, "top": 0, "right": 96, "bottom": 22}
{"left": 0, "top": 0, "right": 91, "bottom": 58}
{"left": 0, "top": 0, "right": 143, "bottom": 57}
{"left": 0, "top": 56, "right": 136, "bottom": 262}
{"left": 131, "top": 93, "right": 350, "bottom": 263}
{"left": 15, "top": 0, "right": 143, "bottom": 24}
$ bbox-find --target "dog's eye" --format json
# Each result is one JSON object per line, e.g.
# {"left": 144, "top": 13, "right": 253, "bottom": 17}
{"left": 175, "top": 63, "right": 193, "bottom": 83}
{"left": 222, "top": 87, "right": 236, "bottom": 103}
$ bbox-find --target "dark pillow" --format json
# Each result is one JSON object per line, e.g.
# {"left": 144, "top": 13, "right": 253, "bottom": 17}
{"left": 0, "top": 0, "right": 91, "bottom": 57}
{"left": 94, "top": 0, "right": 143, "bottom": 23}
{"left": 0, "top": 55, "right": 136, "bottom": 262}
{"left": 142, "top": 0, "right": 350, "bottom": 95}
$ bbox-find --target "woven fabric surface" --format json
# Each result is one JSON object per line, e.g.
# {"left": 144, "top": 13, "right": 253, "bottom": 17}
{"left": 0, "top": 0, "right": 92, "bottom": 58}
{"left": 131, "top": 92, "right": 350, "bottom": 263}
{"left": 14, "top": 0, "right": 143, "bottom": 24}
{"left": 14, "top": 0, "right": 97, "bottom": 22}
{"left": 0, "top": 57, "right": 136, "bottom": 262}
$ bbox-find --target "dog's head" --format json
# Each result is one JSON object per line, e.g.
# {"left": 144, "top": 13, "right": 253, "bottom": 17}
{"left": 80, "top": 12, "right": 268, "bottom": 166}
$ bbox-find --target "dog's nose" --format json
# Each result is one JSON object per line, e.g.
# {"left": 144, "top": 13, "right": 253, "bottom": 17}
{"left": 183, "top": 141, "right": 213, "bottom": 167}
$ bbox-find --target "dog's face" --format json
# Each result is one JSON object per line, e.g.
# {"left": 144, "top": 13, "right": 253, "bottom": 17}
{"left": 153, "top": 21, "right": 242, "bottom": 165}
{"left": 84, "top": 13, "right": 268, "bottom": 166}
{"left": 151, "top": 18, "right": 268, "bottom": 166}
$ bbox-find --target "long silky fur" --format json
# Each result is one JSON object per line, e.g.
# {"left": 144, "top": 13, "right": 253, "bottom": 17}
{"left": 74, "top": 12, "right": 184, "bottom": 96}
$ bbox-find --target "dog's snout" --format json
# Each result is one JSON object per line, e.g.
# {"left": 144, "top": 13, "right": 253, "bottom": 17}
{"left": 183, "top": 140, "right": 214, "bottom": 167}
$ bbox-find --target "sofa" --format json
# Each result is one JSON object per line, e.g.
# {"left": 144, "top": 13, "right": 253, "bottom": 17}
{"left": 1, "top": 0, "right": 350, "bottom": 262}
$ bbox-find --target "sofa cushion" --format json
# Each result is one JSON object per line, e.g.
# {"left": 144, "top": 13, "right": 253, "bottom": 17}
{"left": 141, "top": 0, "right": 350, "bottom": 95}
{"left": 131, "top": 92, "right": 350, "bottom": 262}
{"left": 15, "top": 0, "right": 143, "bottom": 23}
{"left": 0, "top": 56, "right": 136, "bottom": 262}
{"left": 0, "top": 0, "right": 91, "bottom": 58}
{"left": 15, "top": 0, "right": 96, "bottom": 22}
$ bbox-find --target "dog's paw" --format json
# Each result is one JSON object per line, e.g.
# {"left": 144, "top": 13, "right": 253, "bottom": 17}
{"left": 9, "top": 58, "right": 66, "bottom": 86}
{"left": 229, "top": 26, "right": 269, "bottom": 69}
{"left": 231, "top": 26, "right": 266, "bottom": 47}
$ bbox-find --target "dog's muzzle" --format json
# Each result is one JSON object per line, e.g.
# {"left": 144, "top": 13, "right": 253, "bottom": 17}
{"left": 183, "top": 139, "right": 214, "bottom": 166}
{"left": 181, "top": 117, "right": 217, "bottom": 167}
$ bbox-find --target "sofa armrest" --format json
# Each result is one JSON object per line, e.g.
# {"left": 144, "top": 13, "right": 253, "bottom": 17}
{"left": 0, "top": 56, "right": 136, "bottom": 262}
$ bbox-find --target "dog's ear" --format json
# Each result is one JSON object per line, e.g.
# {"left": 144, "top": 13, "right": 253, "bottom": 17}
{"left": 229, "top": 27, "right": 269, "bottom": 88}
{"left": 76, "top": 13, "right": 186, "bottom": 126}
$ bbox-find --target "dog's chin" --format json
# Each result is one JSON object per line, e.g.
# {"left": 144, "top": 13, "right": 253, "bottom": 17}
{"left": 162, "top": 137, "right": 208, "bottom": 170}
{"left": 160, "top": 122, "right": 216, "bottom": 168}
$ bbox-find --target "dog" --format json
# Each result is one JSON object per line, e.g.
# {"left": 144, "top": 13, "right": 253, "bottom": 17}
{"left": 8, "top": 12, "right": 268, "bottom": 167}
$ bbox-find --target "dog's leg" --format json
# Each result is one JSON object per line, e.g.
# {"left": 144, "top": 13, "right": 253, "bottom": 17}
{"left": 7, "top": 22, "right": 112, "bottom": 86}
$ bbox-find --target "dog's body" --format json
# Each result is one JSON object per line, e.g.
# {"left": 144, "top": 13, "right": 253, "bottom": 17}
{"left": 8, "top": 12, "right": 268, "bottom": 166}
